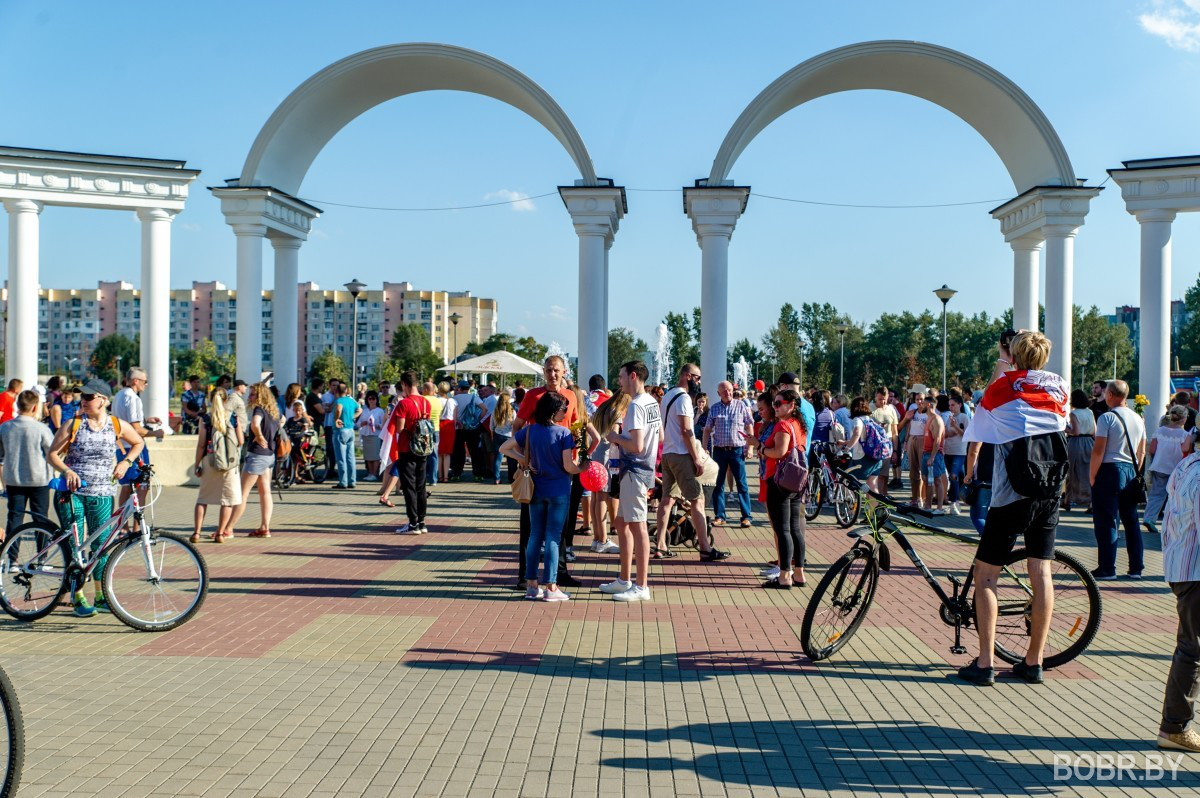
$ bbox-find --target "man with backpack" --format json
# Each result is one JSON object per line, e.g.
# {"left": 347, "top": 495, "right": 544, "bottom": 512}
{"left": 387, "top": 371, "right": 434, "bottom": 535}
{"left": 958, "top": 330, "right": 1069, "bottom": 686}
{"left": 449, "top": 380, "right": 487, "bottom": 482}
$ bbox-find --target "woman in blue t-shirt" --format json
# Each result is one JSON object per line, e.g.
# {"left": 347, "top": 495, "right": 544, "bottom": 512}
{"left": 500, "top": 391, "right": 582, "bottom": 602}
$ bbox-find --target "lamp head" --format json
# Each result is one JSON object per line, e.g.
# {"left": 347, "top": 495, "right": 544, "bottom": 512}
{"left": 344, "top": 278, "right": 367, "bottom": 298}
{"left": 933, "top": 284, "right": 957, "bottom": 304}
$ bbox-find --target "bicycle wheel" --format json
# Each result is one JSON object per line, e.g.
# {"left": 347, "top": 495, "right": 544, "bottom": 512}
{"left": 833, "top": 483, "right": 860, "bottom": 529}
{"left": 800, "top": 547, "right": 880, "bottom": 661}
{"left": 0, "top": 521, "right": 71, "bottom": 622}
{"left": 804, "top": 483, "right": 823, "bottom": 521}
{"left": 103, "top": 532, "right": 208, "bottom": 632}
{"left": 308, "top": 445, "right": 329, "bottom": 484}
{"left": 0, "top": 664, "right": 24, "bottom": 798}
{"left": 986, "top": 548, "right": 1102, "bottom": 669}
{"left": 273, "top": 458, "right": 294, "bottom": 490}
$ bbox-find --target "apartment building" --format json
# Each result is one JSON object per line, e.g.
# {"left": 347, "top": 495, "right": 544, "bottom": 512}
{"left": 3, "top": 279, "right": 497, "bottom": 379}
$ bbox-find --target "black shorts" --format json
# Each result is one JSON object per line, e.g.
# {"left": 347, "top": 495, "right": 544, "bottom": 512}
{"left": 975, "top": 497, "right": 1059, "bottom": 565}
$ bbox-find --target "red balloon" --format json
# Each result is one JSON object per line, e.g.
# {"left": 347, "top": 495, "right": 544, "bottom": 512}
{"left": 580, "top": 460, "right": 609, "bottom": 492}
{"left": 754, "top": 379, "right": 765, "bottom": 391}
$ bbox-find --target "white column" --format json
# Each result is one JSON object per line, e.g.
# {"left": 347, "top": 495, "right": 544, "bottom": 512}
{"left": 1137, "top": 208, "right": 1175, "bottom": 434}
{"left": 233, "top": 223, "right": 266, "bottom": 383}
{"left": 603, "top": 234, "right": 612, "bottom": 379}
{"left": 1042, "top": 224, "right": 1077, "bottom": 386}
{"left": 4, "top": 199, "right": 42, "bottom": 388}
{"left": 271, "top": 238, "right": 302, "bottom": 387}
{"left": 136, "top": 207, "right": 175, "bottom": 424}
{"left": 698, "top": 224, "right": 733, "bottom": 385}
{"left": 1011, "top": 235, "right": 1042, "bottom": 332}
{"left": 574, "top": 223, "right": 607, "bottom": 386}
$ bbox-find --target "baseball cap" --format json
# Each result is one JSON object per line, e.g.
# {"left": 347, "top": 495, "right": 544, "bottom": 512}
{"left": 82, "top": 379, "right": 113, "bottom": 399}
{"left": 777, "top": 372, "right": 800, "bottom": 386}
{"left": 457, "top": 380, "right": 470, "bottom": 390}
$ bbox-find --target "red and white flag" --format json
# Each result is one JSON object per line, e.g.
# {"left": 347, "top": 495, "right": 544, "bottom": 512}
{"left": 963, "top": 369, "right": 1068, "bottom": 445}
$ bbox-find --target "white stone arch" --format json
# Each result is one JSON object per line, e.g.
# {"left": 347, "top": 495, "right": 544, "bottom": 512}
{"left": 215, "top": 43, "right": 623, "bottom": 384}
{"left": 685, "top": 41, "right": 1100, "bottom": 387}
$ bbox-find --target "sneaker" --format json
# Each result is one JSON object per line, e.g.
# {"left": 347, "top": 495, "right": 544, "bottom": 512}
{"left": 524, "top": 586, "right": 544, "bottom": 601}
{"left": 414, "top": 524, "right": 429, "bottom": 535}
{"left": 1090, "top": 568, "right": 1118, "bottom": 581}
{"left": 612, "top": 584, "right": 651, "bottom": 602}
{"left": 542, "top": 587, "right": 570, "bottom": 602}
{"left": 700, "top": 548, "right": 731, "bottom": 562}
{"left": 564, "top": 547, "right": 577, "bottom": 563}
{"left": 394, "top": 524, "right": 421, "bottom": 536}
{"left": 761, "top": 566, "right": 782, "bottom": 579}
{"left": 931, "top": 508, "right": 946, "bottom": 516}
{"left": 592, "top": 540, "right": 620, "bottom": 554}
{"left": 93, "top": 597, "right": 111, "bottom": 614}
{"left": 73, "top": 597, "right": 97, "bottom": 618}
{"left": 599, "top": 578, "right": 633, "bottom": 594}
{"left": 1012, "top": 659, "right": 1044, "bottom": 684}
{"left": 1158, "top": 729, "right": 1200, "bottom": 752}
{"left": 1125, "top": 572, "right": 1143, "bottom": 580}
{"left": 949, "top": 502, "right": 962, "bottom": 516}
{"left": 956, "top": 658, "right": 995, "bottom": 686}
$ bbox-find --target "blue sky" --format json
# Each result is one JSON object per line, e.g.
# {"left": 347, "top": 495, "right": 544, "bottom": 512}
{"left": 2, "top": 0, "right": 1200, "bottom": 354}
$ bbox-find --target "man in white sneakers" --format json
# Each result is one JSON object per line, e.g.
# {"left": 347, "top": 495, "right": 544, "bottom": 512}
{"left": 600, "top": 360, "right": 661, "bottom": 602}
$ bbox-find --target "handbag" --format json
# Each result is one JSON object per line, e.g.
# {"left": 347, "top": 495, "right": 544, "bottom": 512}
{"left": 772, "top": 421, "right": 809, "bottom": 494}
{"left": 511, "top": 428, "right": 536, "bottom": 504}
{"left": 1110, "top": 410, "right": 1147, "bottom": 503}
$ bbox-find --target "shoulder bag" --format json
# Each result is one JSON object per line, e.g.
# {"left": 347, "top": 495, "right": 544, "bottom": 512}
{"left": 511, "top": 428, "right": 536, "bottom": 504}
{"left": 1110, "top": 410, "right": 1147, "bottom": 503}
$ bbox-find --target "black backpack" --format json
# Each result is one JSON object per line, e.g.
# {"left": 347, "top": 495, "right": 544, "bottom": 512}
{"left": 1004, "top": 431, "right": 1068, "bottom": 500}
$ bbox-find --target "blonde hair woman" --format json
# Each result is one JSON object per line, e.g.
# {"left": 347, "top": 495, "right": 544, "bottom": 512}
{"left": 229, "top": 383, "right": 281, "bottom": 538}
{"left": 192, "top": 386, "right": 245, "bottom": 543}
{"left": 491, "top": 392, "right": 516, "bottom": 484}
{"left": 588, "top": 389, "right": 630, "bottom": 553}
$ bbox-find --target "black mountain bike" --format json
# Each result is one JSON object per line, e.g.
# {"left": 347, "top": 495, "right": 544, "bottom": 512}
{"left": 801, "top": 470, "right": 1102, "bottom": 669}
{"left": 805, "top": 443, "right": 860, "bottom": 528}
{"left": 0, "top": 663, "right": 22, "bottom": 798}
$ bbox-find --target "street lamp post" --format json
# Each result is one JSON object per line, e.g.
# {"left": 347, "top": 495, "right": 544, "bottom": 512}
{"left": 933, "top": 284, "right": 957, "bottom": 392}
{"left": 798, "top": 339, "right": 806, "bottom": 390}
{"left": 114, "top": 355, "right": 123, "bottom": 385}
{"left": 449, "top": 312, "right": 463, "bottom": 382}
{"left": 344, "top": 279, "right": 367, "bottom": 389}
{"left": 1080, "top": 357, "right": 1088, "bottom": 390}
{"left": 834, "top": 323, "right": 850, "bottom": 394}
{"left": 1112, "top": 343, "right": 1118, "bottom": 380}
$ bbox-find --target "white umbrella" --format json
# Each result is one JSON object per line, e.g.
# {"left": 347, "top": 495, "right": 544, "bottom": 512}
{"left": 445, "top": 350, "right": 543, "bottom": 377}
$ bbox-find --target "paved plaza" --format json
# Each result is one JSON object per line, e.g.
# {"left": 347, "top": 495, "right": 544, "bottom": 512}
{"left": 3, "top": 469, "right": 1198, "bottom": 797}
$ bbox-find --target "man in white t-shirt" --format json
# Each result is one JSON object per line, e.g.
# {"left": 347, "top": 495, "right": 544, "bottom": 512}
{"left": 1089, "top": 379, "right": 1148, "bottom": 579}
{"left": 112, "top": 367, "right": 161, "bottom": 514}
{"left": 655, "top": 364, "right": 728, "bottom": 562}
{"left": 601, "top": 360, "right": 662, "bottom": 602}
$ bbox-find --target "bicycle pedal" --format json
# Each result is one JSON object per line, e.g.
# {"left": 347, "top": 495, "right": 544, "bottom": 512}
{"left": 950, "top": 645, "right": 967, "bottom": 655}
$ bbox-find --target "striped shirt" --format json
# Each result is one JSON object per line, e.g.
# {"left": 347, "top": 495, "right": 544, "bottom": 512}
{"left": 1163, "top": 452, "right": 1200, "bottom": 584}
{"left": 704, "top": 398, "right": 754, "bottom": 448}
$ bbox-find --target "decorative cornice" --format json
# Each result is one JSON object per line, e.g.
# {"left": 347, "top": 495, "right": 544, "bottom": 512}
{"left": 1107, "top": 160, "right": 1200, "bottom": 215}
{"left": 683, "top": 186, "right": 750, "bottom": 244}
{"left": 990, "top": 186, "right": 1101, "bottom": 243}
{"left": 211, "top": 186, "right": 321, "bottom": 240}
{"left": 0, "top": 152, "right": 198, "bottom": 211}
{"left": 558, "top": 186, "right": 624, "bottom": 238}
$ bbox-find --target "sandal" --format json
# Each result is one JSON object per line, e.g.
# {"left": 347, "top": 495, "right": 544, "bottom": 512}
{"left": 378, "top": 497, "right": 395, "bottom": 508}
{"left": 189, "top": 533, "right": 201, "bottom": 544}
{"left": 762, "top": 579, "right": 792, "bottom": 590}
{"left": 740, "top": 519, "right": 752, "bottom": 528}
{"left": 248, "top": 530, "right": 271, "bottom": 538}
{"left": 210, "top": 533, "right": 224, "bottom": 544}
{"left": 711, "top": 518, "right": 725, "bottom": 527}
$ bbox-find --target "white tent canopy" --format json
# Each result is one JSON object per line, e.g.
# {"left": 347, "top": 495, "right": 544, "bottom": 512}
{"left": 444, "top": 350, "right": 543, "bottom": 376}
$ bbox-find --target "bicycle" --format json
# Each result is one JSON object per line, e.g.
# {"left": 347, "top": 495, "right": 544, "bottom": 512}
{"left": 800, "top": 469, "right": 1102, "bottom": 669}
{"left": 0, "top": 464, "right": 208, "bottom": 632}
{"left": 0, "top": 663, "right": 22, "bottom": 798}
{"left": 804, "top": 442, "right": 860, "bottom": 528}
{"left": 281, "top": 428, "right": 327, "bottom": 487}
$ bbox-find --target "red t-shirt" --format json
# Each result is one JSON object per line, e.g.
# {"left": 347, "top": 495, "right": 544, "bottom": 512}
{"left": 516, "top": 386, "right": 579, "bottom": 429}
{"left": 0, "top": 391, "right": 16, "bottom": 425}
{"left": 387, "top": 395, "right": 430, "bottom": 454}
{"left": 764, "top": 418, "right": 806, "bottom": 479}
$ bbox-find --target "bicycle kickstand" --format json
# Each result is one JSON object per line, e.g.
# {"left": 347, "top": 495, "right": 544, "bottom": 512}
{"left": 947, "top": 573, "right": 967, "bottom": 656}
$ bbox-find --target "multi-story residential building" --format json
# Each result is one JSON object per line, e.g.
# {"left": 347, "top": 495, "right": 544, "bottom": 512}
{"left": 2, "top": 279, "right": 498, "bottom": 380}
{"left": 1108, "top": 301, "right": 1189, "bottom": 361}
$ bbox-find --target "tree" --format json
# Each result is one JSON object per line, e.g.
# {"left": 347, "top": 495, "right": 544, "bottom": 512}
{"left": 663, "top": 309, "right": 700, "bottom": 378}
{"left": 172, "top": 339, "right": 235, "bottom": 391}
{"left": 462, "top": 331, "right": 547, "bottom": 365}
{"left": 389, "top": 323, "right": 443, "bottom": 377}
{"left": 607, "top": 327, "right": 648, "bottom": 386}
{"left": 309, "top": 349, "right": 350, "bottom": 383}
{"left": 370, "top": 358, "right": 403, "bottom": 386}
{"left": 1073, "top": 305, "right": 1136, "bottom": 389}
{"left": 1180, "top": 274, "right": 1200, "bottom": 369}
{"left": 91, "top": 334, "right": 139, "bottom": 385}
{"left": 761, "top": 303, "right": 803, "bottom": 378}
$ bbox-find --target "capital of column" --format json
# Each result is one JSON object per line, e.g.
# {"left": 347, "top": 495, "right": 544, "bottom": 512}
{"left": 990, "top": 185, "right": 1101, "bottom": 243}
{"left": 1009, "top": 234, "right": 1043, "bottom": 252}
{"left": 1041, "top": 224, "right": 1079, "bottom": 240}
{"left": 2, "top": 198, "right": 43, "bottom": 215}
{"left": 683, "top": 185, "right": 749, "bottom": 243}
{"left": 559, "top": 186, "right": 625, "bottom": 238}
{"left": 694, "top": 222, "right": 736, "bottom": 240}
{"left": 270, "top": 236, "right": 303, "bottom": 251}
{"left": 135, "top": 207, "right": 176, "bottom": 224}
{"left": 1134, "top": 207, "right": 1177, "bottom": 224}
{"left": 231, "top": 222, "right": 268, "bottom": 238}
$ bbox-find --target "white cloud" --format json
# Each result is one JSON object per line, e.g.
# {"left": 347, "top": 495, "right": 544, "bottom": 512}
{"left": 515, "top": 323, "right": 529, "bottom": 334}
{"left": 180, "top": 222, "right": 200, "bottom": 232}
{"left": 545, "top": 304, "right": 569, "bottom": 321}
{"left": 484, "top": 189, "right": 536, "bottom": 212}
{"left": 1140, "top": 0, "right": 1200, "bottom": 51}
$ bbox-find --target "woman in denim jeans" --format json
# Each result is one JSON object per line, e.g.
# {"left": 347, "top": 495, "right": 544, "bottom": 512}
{"left": 500, "top": 391, "right": 582, "bottom": 601}
{"left": 962, "top": 441, "right": 994, "bottom": 535}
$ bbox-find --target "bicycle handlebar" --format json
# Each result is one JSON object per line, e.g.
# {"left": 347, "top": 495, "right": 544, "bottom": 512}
{"left": 832, "top": 466, "right": 935, "bottom": 519}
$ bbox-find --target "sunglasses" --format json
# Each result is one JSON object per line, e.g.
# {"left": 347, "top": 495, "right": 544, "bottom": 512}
{"left": 773, "top": 399, "right": 792, "bottom": 407}
{"left": 81, "top": 393, "right": 99, "bottom": 402}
